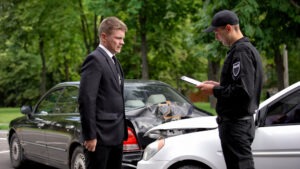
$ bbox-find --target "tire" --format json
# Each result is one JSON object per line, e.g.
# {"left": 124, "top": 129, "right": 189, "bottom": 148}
{"left": 9, "top": 133, "right": 26, "bottom": 168}
{"left": 71, "top": 146, "right": 86, "bottom": 169}
{"left": 176, "top": 164, "right": 206, "bottom": 169}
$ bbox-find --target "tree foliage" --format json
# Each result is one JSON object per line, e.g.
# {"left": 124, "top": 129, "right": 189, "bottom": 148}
{"left": 255, "top": 0, "right": 300, "bottom": 89}
{"left": 0, "top": 0, "right": 299, "bottom": 107}
{"left": 194, "top": 0, "right": 300, "bottom": 91}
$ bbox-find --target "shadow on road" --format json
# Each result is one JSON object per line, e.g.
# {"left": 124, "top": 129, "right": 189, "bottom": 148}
{"left": 17, "top": 161, "right": 57, "bottom": 169}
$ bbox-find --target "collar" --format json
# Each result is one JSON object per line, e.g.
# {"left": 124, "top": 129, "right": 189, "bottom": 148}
{"left": 99, "top": 44, "right": 114, "bottom": 59}
{"left": 231, "top": 37, "right": 249, "bottom": 47}
{"left": 228, "top": 37, "right": 249, "bottom": 53}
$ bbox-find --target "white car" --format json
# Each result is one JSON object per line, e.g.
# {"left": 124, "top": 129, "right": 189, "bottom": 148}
{"left": 137, "top": 81, "right": 300, "bottom": 169}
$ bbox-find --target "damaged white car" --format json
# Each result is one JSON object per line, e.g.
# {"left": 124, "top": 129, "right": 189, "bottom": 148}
{"left": 137, "top": 81, "right": 300, "bottom": 169}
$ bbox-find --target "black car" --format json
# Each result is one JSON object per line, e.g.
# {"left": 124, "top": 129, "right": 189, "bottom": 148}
{"left": 8, "top": 80, "right": 209, "bottom": 169}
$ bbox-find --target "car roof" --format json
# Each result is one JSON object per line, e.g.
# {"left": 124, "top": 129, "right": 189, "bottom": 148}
{"left": 258, "top": 81, "right": 300, "bottom": 110}
{"left": 54, "top": 79, "right": 171, "bottom": 88}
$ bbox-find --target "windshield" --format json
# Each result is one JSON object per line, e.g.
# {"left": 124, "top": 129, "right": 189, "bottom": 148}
{"left": 124, "top": 84, "right": 189, "bottom": 111}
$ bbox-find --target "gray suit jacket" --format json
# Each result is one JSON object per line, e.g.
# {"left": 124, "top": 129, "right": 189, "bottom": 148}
{"left": 78, "top": 47, "right": 127, "bottom": 146}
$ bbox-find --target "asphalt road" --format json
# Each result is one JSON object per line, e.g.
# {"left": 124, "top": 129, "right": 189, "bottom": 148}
{"left": 0, "top": 131, "right": 12, "bottom": 169}
{"left": 0, "top": 131, "right": 56, "bottom": 169}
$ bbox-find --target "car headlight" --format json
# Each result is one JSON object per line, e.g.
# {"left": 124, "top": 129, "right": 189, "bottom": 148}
{"left": 142, "top": 138, "right": 165, "bottom": 161}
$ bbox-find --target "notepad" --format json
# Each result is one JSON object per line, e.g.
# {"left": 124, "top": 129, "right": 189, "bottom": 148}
{"left": 180, "top": 76, "right": 202, "bottom": 86}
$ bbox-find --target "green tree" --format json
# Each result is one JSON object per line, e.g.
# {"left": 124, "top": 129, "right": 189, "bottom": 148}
{"left": 0, "top": 0, "right": 85, "bottom": 106}
{"left": 194, "top": 0, "right": 299, "bottom": 102}
{"left": 0, "top": 0, "right": 299, "bottom": 107}
{"left": 255, "top": 0, "right": 300, "bottom": 89}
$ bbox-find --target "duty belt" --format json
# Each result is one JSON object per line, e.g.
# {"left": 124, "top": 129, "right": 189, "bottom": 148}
{"left": 217, "top": 116, "right": 253, "bottom": 123}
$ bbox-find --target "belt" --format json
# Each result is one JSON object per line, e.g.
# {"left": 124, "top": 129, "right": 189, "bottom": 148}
{"left": 217, "top": 116, "right": 253, "bottom": 123}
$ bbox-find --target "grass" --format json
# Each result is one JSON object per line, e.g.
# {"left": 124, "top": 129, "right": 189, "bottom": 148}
{"left": 0, "top": 107, "right": 23, "bottom": 130}
{"left": 194, "top": 102, "right": 216, "bottom": 115}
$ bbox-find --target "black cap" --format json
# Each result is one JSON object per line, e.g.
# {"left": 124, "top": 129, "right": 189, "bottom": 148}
{"left": 204, "top": 10, "right": 239, "bottom": 32}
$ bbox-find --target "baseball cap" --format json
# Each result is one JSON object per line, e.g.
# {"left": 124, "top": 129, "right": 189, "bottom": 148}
{"left": 204, "top": 10, "right": 239, "bottom": 32}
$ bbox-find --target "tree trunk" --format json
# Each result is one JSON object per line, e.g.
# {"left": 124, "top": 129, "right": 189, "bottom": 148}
{"left": 139, "top": 5, "right": 149, "bottom": 79}
{"left": 207, "top": 59, "right": 221, "bottom": 109}
{"left": 208, "top": 59, "right": 220, "bottom": 81}
{"left": 93, "top": 14, "right": 100, "bottom": 49}
{"left": 64, "top": 56, "right": 69, "bottom": 81}
{"left": 274, "top": 46, "right": 285, "bottom": 90}
{"left": 140, "top": 32, "right": 148, "bottom": 79}
{"left": 39, "top": 35, "right": 46, "bottom": 94}
{"left": 78, "top": 0, "right": 92, "bottom": 54}
{"left": 282, "top": 44, "right": 289, "bottom": 88}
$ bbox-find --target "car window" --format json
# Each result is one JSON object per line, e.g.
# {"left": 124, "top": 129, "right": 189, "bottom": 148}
{"left": 265, "top": 89, "right": 300, "bottom": 126}
{"left": 36, "top": 86, "right": 78, "bottom": 114}
{"left": 56, "top": 86, "right": 79, "bottom": 114}
{"left": 36, "top": 88, "right": 64, "bottom": 115}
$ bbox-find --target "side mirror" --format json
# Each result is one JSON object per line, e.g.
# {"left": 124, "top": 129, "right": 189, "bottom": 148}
{"left": 254, "top": 110, "right": 259, "bottom": 126}
{"left": 20, "top": 105, "right": 32, "bottom": 115}
{"left": 255, "top": 108, "right": 266, "bottom": 127}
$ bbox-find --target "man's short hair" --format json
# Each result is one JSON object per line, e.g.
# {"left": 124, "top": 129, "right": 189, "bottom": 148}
{"left": 98, "top": 16, "right": 127, "bottom": 36}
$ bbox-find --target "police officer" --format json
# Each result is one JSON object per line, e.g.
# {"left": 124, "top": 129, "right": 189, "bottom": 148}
{"left": 197, "top": 10, "right": 263, "bottom": 169}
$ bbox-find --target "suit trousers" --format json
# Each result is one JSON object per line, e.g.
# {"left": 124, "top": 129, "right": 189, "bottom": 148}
{"left": 85, "top": 143, "right": 123, "bottom": 169}
{"left": 218, "top": 117, "right": 255, "bottom": 169}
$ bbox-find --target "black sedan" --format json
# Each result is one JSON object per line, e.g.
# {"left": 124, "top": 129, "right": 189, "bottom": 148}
{"left": 8, "top": 80, "right": 209, "bottom": 169}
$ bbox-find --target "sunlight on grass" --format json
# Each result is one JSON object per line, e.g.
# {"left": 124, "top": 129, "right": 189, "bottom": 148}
{"left": 0, "top": 107, "right": 23, "bottom": 130}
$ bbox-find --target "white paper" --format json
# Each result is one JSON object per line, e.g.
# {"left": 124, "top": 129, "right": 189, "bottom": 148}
{"left": 180, "top": 76, "right": 202, "bottom": 86}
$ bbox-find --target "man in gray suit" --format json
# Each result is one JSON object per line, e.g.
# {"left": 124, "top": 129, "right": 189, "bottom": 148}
{"left": 78, "top": 16, "right": 128, "bottom": 169}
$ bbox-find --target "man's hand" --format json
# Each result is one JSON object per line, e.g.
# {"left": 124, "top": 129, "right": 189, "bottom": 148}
{"left": 84, "top": 139, "right": 97, "bottom": 152}
{"left": 203, "top": 80, "right": 220, "bottom": 86}
{"left": 196, "top": 81, "right": 219, "bottom": 95}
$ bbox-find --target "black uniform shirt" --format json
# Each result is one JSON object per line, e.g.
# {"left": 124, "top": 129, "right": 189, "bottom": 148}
{"left": 213, "top": 37, "right": 263, "bottom": 119}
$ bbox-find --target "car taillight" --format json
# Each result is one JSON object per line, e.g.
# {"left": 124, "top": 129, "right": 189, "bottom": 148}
{"left": 123, "top": 127, "right": 140, "bottom": 152}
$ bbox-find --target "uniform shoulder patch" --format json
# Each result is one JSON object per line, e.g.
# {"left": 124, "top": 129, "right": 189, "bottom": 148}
{"left": 232, "top": 61, "right": 240, "bottom": 77}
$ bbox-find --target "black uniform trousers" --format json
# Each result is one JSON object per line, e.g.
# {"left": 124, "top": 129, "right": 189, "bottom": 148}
{"left": 217, "top": 117, "right": 255, "bottom": 169}
{"left": 84, "top": 143, "right": 123, "bottom": 169}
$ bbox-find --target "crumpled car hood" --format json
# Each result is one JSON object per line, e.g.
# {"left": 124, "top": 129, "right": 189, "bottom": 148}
{"left": 145, "top": 116, "right": 218, "bottom": 136}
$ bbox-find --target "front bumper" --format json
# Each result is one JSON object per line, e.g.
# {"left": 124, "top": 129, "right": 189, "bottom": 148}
{"left": 122, "top": 163, "right": 138, "bottom": 169}
{"left": 122, "top": 151, "right": 143, "bottom": 169}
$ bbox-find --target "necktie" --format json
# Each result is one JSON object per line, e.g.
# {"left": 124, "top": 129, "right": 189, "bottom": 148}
{"left": 112, "top": 56, "right": 121, "bottom": 85}
{"left": 112, "top": 55, "right": 117, "bottom": 65}
{"left": 112, "top": 56, "right": 119, "bottom": 71}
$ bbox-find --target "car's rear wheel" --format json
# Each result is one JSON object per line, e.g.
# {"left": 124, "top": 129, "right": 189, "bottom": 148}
{"left": 9, "top": 133, "right": 26, "bottom": 168}
{"left": 71, "top": 146, "right": 86, "bottom": 169}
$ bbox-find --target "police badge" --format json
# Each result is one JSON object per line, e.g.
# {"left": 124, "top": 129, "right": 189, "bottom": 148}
{"left": 232, "top": 61, "right": 240, "bottom": 77}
